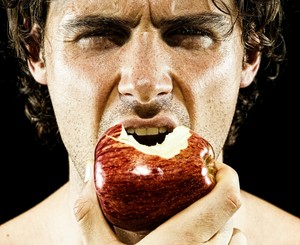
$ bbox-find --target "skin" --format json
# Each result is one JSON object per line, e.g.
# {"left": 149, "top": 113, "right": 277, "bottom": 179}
{"left": 1, "top": 0, "right": 300, "bottom": 244}
{"left": 44, "top": 0, "right": 246, "bottom": 184}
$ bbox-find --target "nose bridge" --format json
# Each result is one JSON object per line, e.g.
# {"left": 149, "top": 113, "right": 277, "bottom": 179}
{"left": 119, "top": 30, "right": 173, "bottom": 103}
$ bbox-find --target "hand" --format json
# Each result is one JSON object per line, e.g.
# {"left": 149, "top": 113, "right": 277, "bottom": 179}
{"left": 138, "top": 162, "right": 246, "bottom": 245}
{"left": 73, "top": 163, "right": 123, "bottom": 245}
{"left": 74, "top": 162, "right": 246, "bottom": 245}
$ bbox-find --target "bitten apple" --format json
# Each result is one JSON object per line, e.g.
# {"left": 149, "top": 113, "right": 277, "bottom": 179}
{"left": 94, "top": 123, "right": 217, "bottom": 232}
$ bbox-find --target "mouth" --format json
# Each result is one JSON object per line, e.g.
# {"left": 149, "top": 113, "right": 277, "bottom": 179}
{"left": 125, "top": 127, "right": 171, "bottom": 146}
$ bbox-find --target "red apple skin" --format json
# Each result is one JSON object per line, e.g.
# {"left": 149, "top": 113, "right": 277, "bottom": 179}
{"left": 94, "top": 123, "right": 217, "bottom": 232}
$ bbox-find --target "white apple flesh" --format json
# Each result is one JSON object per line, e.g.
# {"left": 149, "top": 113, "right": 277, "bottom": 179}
{"left": 94, "top": 123, "right": 217, "bottom": 232}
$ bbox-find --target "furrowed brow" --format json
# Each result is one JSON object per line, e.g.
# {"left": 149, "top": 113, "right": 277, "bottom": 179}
{"left": 157, "top": 13, "right": 233, "bottom": 36}
{"left": 61, "top": 15, "right": 136, "bottom": 34}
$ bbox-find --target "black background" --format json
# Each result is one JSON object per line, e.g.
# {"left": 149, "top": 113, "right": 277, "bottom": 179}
{"left": 1, "top": 1, "right": 299, "bottom": 224}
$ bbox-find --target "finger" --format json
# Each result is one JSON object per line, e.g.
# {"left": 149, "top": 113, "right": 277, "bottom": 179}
{"left": 209, "top": 223, "right": 247, "bottom": 245}
{"left": 229, "top": 228, "right": 247, "bottom": 245}
{"left": 208, "top": 218, "right": 233, "bottom": 244}
{"left": 73, "top": 164, "right": 122, "bottom": 245}
{"left": 141, "top": 162, "right": 242, "bottom": 244}
{"left": 170, "top": 162, "right": 242, "bottom": 242}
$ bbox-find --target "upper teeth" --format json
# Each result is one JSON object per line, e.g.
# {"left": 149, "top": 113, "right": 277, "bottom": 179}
{"left": 126, "top": 127, "right": 167, "bottom": 136}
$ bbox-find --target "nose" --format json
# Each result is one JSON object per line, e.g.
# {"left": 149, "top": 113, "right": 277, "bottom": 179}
{"left": 118, "top": 32, "right": 173, "bottom": 104}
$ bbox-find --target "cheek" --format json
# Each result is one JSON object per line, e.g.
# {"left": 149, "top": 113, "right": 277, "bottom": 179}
{"left": 181, "top": 50, "right": 242, "bottom": 156}
{"left": 196, "top": 80, "right": 240, "bottom": 157}
{"left": 45, "top": 53, "right": 116, "bottom": 165}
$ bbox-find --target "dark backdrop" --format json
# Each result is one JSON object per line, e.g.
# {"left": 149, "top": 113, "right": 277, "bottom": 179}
{"left": 1, "top": 1, "right": 299, "bottom": 224}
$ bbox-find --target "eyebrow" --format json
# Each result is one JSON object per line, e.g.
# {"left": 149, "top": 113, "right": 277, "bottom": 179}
{"left": 156, "top": 12, "right": 231, "bottom": 30}
{"left": 61, "top": 15, "right": 138, "bottom": 33}
{"left": 61, "top": 12, "right": 232, "bottom": 36}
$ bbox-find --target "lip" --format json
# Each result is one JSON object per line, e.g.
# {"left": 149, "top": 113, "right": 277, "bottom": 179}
{"left": 121, "top": 117, "right": 177, "bottom": 132}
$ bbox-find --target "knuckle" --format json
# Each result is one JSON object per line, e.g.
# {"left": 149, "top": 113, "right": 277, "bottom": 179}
{"left": 73, "top": 197, "right": 93, "bottom": 223}
{"left": 225, "top": 184, "right": 242, "bottom": 212}
{"left": 223, "top": 167, "right": 242, "bottom": 212}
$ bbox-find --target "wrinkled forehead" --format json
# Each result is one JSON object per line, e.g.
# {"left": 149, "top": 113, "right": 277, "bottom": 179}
{"left": 48, "top": 0, "right": 237, "bottom": 24}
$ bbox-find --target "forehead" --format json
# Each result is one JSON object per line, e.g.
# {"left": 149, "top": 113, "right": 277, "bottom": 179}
{"left": 48, "top": 0, "right": 237, "bottom": 24}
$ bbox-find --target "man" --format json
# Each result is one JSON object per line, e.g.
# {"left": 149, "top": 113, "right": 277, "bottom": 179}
{"left": 1, "top": 0, "right": 299, "bottom": 244}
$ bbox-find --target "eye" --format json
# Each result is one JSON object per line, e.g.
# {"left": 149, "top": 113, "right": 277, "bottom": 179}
{"left": 163, "top": 26, "right": 214, "bottom": 50}
{"left": 76, "top": 28, "right": 130, "bottom": 50}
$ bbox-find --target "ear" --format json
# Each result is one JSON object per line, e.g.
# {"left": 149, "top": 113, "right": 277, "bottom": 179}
{"left": 27, "top": 54, "right": 47, "bottom": 85}
{"left": 240, "top": 51, "right": 261, "bottom": 88}
{"left": 26, "top": 23, "right": 47, "bottom": 85}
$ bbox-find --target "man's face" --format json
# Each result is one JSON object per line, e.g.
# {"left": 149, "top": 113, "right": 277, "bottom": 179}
{"left": 41, "top": 0, "right": 247, "bottom": 179}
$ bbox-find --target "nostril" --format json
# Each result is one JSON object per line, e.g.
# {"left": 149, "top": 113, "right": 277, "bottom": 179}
{"left": 123, "top": 92, "right": 133, "bottom": 97}
{"left": 118, "top": 70, "right": 173, "bottom": 104}
{"left": 119, "top": 92, "right": 173, "bottom": 118}
{"left": 158, "top": 91, "right": 170, "bottom": 96}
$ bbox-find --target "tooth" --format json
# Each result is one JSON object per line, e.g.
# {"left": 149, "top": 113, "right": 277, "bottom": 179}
{"left": 135, "top": 128, "right": 147, "bottom": 136}
{"left": 126, "top": 128, "right": 135, "bottom": 134}
{"left": 127, "top": 127, "right": 168, "bottom": 136}
{"left": 147, "top": 127, "right": 159, "bottom": 135}
{"left": 159, "top": 127, "right": 167, "bottom": 133}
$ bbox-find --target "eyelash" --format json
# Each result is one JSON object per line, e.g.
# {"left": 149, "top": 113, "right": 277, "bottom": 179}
{"left": 76, "top": 28, "right": 129, "bottom": 48}
{"left": 168, "top": 26, "right": 211, "bottom": 36}
{"left": 75, "top": 25, "right": 214, "bottom": 51}
{"left": 163, "top": 26, "right": 215, "bottom": 48}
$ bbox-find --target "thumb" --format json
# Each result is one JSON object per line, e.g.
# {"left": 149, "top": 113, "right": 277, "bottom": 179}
{"left": 73, "top": 164, "right": 122, "bottom": 245}
{"left": 229, "top": 228, "right": 247, "bottom": 245}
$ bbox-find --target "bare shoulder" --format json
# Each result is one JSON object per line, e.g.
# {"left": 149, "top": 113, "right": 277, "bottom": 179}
{"left": 0, "top": 183, "right": 74, "bottom": 245}
{"left": 234, "top": 190, "right": 300, "bottom": 245}
{"left": 0, "top": 206, "right": 44, "bottom": 245}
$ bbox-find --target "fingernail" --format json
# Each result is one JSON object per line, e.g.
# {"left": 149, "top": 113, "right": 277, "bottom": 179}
{"left": 84, "top": 164, "right": 91, "bottom": 183}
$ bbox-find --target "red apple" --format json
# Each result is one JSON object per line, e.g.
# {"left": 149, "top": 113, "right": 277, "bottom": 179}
{"left": 94, "top": 123, "right": 217, "bottom": 232}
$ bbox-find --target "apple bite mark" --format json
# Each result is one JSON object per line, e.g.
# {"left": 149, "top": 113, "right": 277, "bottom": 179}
{"left": 112, "top": 125, "right": 191, "bottom": 159}
{"left": 94, "top": 123, "right": 217, "bottom": 232}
